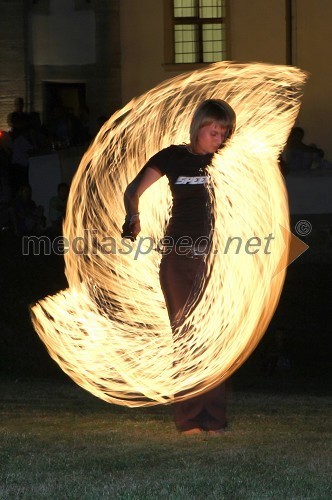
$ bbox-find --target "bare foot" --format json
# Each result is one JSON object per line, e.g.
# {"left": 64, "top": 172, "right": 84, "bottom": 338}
{"left": 180, "top": 428, "right": 202, "bottom": 436}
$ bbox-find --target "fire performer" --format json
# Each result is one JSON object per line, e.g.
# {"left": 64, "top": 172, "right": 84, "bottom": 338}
{"left": 122, "top": 99, "right": 236, "bottom": 435}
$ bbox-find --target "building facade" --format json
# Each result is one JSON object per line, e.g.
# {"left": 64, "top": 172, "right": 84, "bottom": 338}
{"left": 0, "top": 0, "right": 331, "bottom": 158}
{"left": 0, "top": 0, "right": 121, "bottom": 134}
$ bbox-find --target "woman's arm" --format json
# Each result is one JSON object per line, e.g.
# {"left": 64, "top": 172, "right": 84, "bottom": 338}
{"left": 122, "top": 166, "right": 162, "bottom": 239}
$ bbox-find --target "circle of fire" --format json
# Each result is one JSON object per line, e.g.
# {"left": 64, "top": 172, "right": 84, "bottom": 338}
{"left": 31, "top": 62, "right": 306, "bottom": 407}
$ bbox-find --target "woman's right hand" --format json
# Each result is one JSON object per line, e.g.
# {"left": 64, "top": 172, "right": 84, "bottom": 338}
{"left": 129, "top": 219, "right": 141, "bottom": 240}
{"left": 121, "top": 218, "right": 141, "bottom": 241}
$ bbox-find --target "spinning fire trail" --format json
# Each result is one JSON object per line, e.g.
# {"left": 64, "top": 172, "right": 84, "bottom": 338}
{"left": 31, "top": 62, "right": 306, "bottom": 407}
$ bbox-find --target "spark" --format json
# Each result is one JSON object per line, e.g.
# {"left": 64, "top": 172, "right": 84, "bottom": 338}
{"left": 31, "top": 62, "right": 306, "bottom": 407}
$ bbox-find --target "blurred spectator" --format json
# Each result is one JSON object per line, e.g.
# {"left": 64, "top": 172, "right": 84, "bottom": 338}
{"left": 10, "top": 119, "right": 34, "bottom": 196}
{"left": 49, "top": 182, "right": 69, "bottom": 229}
{"left": 28, "top": 111, "right": 52, "bottom": 153}
{"left": 283, "top": 127, "right": 331, "bottom": 170}
{"left": 48, "top": 106, "right": 71, "bottom": 149}
{"left": 12, "top": 183, "right": 45, "bottom": 236}
{"left": 7, "top": 97, "right": 28, "bottom": 135}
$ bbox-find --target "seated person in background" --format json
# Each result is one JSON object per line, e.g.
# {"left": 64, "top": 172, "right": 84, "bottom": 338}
{"left": 12, "top": 183, "right": 45, "bottom": 236}
{"left": 49, "top": 182, "right": 69, "bottom": 229}
{"left": 283, "top": 127, "right": 326, "bottom": 170}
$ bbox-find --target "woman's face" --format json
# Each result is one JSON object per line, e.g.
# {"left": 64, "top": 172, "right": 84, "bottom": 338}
{"left": 194, "top": 122, "right": 228, "bottom": 154}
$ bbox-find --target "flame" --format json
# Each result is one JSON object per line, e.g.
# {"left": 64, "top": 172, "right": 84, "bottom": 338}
{"left": 31, "top": 62, "right": 306, "bottom": 407}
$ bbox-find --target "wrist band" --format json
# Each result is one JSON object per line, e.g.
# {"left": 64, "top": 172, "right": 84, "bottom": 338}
{"left": 129, "top": 213, "right": 140, "bottom": 223}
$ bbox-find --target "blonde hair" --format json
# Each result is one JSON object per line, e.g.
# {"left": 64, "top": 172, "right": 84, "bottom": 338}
{"left": 189, "top": 99, "right": 236, "bottom": 149}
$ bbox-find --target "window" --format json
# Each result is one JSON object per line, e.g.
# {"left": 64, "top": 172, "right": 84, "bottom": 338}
{"left": 172, "top": 0, "right": 226, "bottom": 64}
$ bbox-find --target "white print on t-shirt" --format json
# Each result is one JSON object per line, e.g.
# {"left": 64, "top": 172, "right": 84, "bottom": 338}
{"left": 175, "top": 176, "right": 208, "bottom": 185}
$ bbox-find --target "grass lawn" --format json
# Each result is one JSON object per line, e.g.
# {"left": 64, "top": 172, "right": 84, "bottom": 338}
{"left": 0, "top": 378, "right": 331, "bottom": 499}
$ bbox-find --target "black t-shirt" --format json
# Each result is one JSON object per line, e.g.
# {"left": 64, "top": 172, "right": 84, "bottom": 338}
{"left": 144, "top": 145, "right": 214, "bottom": 242}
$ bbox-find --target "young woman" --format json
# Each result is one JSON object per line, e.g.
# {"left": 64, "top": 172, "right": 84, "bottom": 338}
{"left": 122, "top": 99, "right": 236, "bottom": 435}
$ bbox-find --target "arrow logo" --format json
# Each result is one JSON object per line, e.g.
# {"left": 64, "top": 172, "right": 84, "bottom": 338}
{"left": 273, "top": 224, "right": 309, "bottom": 277}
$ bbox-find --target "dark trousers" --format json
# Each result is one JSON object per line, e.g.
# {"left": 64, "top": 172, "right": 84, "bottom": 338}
{"left": 159, "top": 252, "right": 227, "bottom": 432}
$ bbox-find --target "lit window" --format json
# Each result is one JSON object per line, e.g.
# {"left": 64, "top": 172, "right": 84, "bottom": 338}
{"left": 173, "top": 0, "right": 226, "bottom": 64}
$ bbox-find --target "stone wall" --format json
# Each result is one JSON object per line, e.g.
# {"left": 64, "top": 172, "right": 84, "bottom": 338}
{"left": 0, "top": 0, "right": 27, "bottom": 129}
